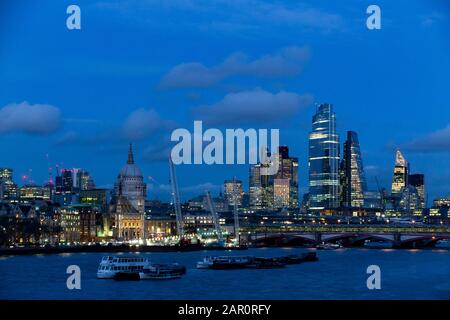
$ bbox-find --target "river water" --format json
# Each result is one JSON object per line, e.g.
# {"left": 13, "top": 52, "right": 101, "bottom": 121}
{"left": 1, "top": 247, "right": 449, "bottom": 300}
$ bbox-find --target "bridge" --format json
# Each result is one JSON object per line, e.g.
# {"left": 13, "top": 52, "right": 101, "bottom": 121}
{"left": 241, "top": 224, "right": 450, "bottom": 248}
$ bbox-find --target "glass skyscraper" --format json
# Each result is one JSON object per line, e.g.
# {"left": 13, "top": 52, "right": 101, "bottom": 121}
{"left": 409, "top": 173, "right": 425, "bottom": 209}
{"left": 391, "top": 149, "right": 409, "bottom": 195}
{"left": 308, "top": 103, "right": 340, "bottom": 211}
{"left": 340, "top": 131, "right": 366, "bottom": 208}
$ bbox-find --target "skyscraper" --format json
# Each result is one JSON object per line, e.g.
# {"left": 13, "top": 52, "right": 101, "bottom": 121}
{"left": 223, "top": 179, "right": 243, "bottom": 208}
{"left": 249, "top": 164, "right": 263, "bottom": 209}
{"left": 409, "top": 173, "right": 425, "bottom": 209}
{"left": 249, "top": 146, "right": 299, "bottom": 209}
{"left": 0, "top": 168, "right": 18, "bottom": 201}
{"left": 274, "top": 146, "right": 299, "bottom": 208}
{"left": 391, "top": 149, "right": 409, "bottom": 195}
{"left": 308, "top": 103, "right": 340, "bottom": 211}
{"left": 340, "top": 131, "right": 366, "bottom": 208}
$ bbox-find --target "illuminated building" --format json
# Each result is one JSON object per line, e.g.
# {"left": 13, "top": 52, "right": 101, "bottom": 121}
{"left": 391, "top": 149, "right": 409, "bottom": 195}
{"left": 249, "top": 146, "right": 298, "bottom": 210}
{"left": 144, "top": 216, "right": 176, "bottom": 239}
{"left": 55, "top": 168, "right": 95, "bottom": 194}
{"left": 399, "top": 185, "right": 420, "bottom": 215}
{"left": 223, "top": 179, "right": 243, "bottom": 208}
{"left": 60, "top": 206, "right": 81, "bottom": 243}
{"left": 408, "top": 174, "right": 425, "bottom": 209}
{"left": 59, "top": 205, "right": 97, "bottom": 243}
{"left": 0, "top": 168, "right": 18, "bottom": 201}
{"left": 55, "top": 169, "right": 74, "bottom": 194}
{"left": 110, "top": 144, "right": 146, "bottom": 241}
{"left": 427, "top": 198, "right": 450, "bottom": 223}
{"left": 249, "top": 164, "right": 263, "bottom": 209}
{"left": 340, "top": 131, "right": 366, "bottom": 208}
{"left": 79, "top": 188, "right": 110, "bottom": 213}
{"left": 274, "top": 146, "right": 299, "bottom": 208}
{"left": 273, "top": 178, "right": 290, "bottom": 208}
{"left": 308, "top": 103, "right": 340, "bottom": 211}
{"left": 19, "top": 184, "right": 51, "bottom": 202}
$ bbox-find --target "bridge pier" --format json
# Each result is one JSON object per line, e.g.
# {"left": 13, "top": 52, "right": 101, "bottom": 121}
{"left": 315, "top": 232, "right": 322, "bottom": 244}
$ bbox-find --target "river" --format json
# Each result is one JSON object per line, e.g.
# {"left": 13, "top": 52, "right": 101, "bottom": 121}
{"left": 1, "top": 247, "right": 449, "bottom": 299}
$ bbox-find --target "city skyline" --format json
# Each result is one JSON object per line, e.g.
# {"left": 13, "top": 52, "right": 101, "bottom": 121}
{"left": 0, "top": 0, "right": 449, "bottom": 202}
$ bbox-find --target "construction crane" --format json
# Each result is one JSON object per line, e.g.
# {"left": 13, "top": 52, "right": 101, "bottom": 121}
{"left": 232, "top": 177, "right": 240, "bottom": 244}
{"left": 206, "top": 191, "right": 224, "bottom": 244}
{"left": 169, "top": 156, "right": 184, "bottom": 239}
{"left": 375, "top": 176, "right": 385, "bottom": 211}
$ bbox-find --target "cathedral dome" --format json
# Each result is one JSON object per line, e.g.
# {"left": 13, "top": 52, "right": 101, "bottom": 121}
{"left": 119, "top": 144, "right": 143, "bottom": 178}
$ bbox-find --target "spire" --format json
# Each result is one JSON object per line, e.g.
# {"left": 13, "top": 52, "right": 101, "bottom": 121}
{"left": 127, "top": 143, "right": 134, "bottom": 164}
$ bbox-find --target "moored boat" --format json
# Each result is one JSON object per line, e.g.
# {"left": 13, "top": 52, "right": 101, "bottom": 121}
{"left": 316, "top": 243, "right": 341, "bottom": 250}
{"left": 364, "top": 240, "right": 393, "bottom": 249}
{"left": 97, "top": 255, "right": 150, "bottom": 279}
{"left": 139, "top": 263, "right": 186, "bottom": 280}
{"left": 196, "top": 256, "right": 253, "bottom": 269}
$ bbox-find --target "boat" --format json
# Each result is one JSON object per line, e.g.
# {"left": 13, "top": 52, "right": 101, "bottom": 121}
{"left": 276, "top": 252, "right": 319, "bottom": 264}
{"left": 97, "top": 255, "right": 150, "bottom": 279}
{"left": 364, "top": 240, "right": 393, "bottom": 249}
{"left": 246, "top": 258, "right": 285, "bottom": 269}
{"left": 196, "top": 256, "right": 253, "bottom": 269}
{"left": 139, "top": 263, "right": 186, "bottom": 280}
{"left": 316, "top": 243, "right": 341, "bottom": 250}
{"left": 435, "top": 240, "right": 450, "bottom": 249}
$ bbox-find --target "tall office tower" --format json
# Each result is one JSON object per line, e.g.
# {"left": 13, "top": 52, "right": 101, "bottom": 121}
{"left": 77, "top": 170, "right": 95, "bottom": 190}
{"left": 55, "top": 169, "right": 74, "bottom": 194}
{"left": 223, "top": 179, "right": 243, "bottom": 208}
{"left": 0, "top": 168, "right": 18, "bottom": 200}
{"left": 274, "top": 146, "right": 299, "bottom": 208}
{"left": 391, "top": 149, "right": 409, "bottom": 195}
{"left": 409, "top": 173, "right": 425, "bottom": 209}
{"left": 340, "top": 131, "right": 366, "bottom": 208}
{"left": 249, "top": 153, "right": 274, "bottom": 210}
{"left": 308, "top": 103, "right": 340, "bottom": 211}
{"left": 249, "top": 164, "right": 263, "bottom": 209}
{"left": 273, "top": 178, "right": 290, "bottom": 208}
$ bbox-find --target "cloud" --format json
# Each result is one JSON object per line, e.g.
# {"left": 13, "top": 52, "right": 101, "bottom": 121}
{"left": 122, "top": 108, "right": 174, "bottom": 141}
{"left": 0, "top": 102, "right": 61, "bottom": 135}
{"left": 94, "top": 0, "right": 344, "bottom": 36}
{"left": 159, "top": 46, "right": 310, "bottom": 89}
{"left": 420, "top": 12, "right": 447, "bottom": 27}
{"left": 142, "top": 139, "right": 172, "bottom": 162}
{"left": 403, "top": 124, "right": 450, "bottom": 153}
{"left": 192, "top": 88, "right": 314, "bottom": 125}
{"left": 57, "top": 108, "right": 173, "bottom": 145}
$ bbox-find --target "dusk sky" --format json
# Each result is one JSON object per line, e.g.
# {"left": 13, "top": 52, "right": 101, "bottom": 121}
{"left": 0, "top": 0, "right": 449, "bottom": 203}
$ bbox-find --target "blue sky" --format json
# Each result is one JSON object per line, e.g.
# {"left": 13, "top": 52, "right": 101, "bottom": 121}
{"left": 0, "top": 0, "right": 449, "bottom": 203}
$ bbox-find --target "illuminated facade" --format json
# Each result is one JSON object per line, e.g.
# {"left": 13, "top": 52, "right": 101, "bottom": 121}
{"left": 308, "top": 103, "right": 340, "bottom": 211}
{"left": 275, "top": 146, "right": 299, "bottom": 208}
{"left": 409, "top": 174, "right": 425, "bottom": 209}
{"left": 391, "top": 149, "right": 409, "bottom": 195}
{"left": 224, "top": 179, "right": 243, "bottom": 208}
{"left": 0, "top": 168, "right": 18, "bottom": 201}
{"left": 340, "top": 131, "right": 366, "bottom": 208}
{"left": 273, "top": 178, "right": 290, "bottom": 208}
{"left": 19, "top": 184, "right": 51, "bottom": 202}
{"left": 111, "top": 144, "right": 146, "bottom": 241}
{"left": 249, "top": 164, "right": 263, "bottom": 209}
